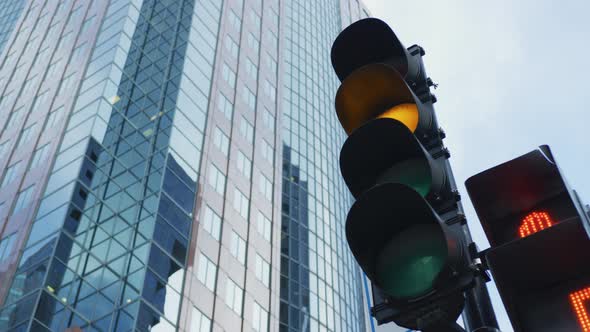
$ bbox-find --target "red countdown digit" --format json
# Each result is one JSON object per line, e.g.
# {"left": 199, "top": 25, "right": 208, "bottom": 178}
{"left": 518, "top": 211, "right": 554, "bottom": 238}
{"left": 570, "top": 287, "right": 590, "bottom": 331}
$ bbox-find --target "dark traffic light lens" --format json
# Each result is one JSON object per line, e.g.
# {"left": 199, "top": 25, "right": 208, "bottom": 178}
{"left": 377, "top": 158, "right": 431, "bottom": 197}
{"left": 376, "top": 224, "right": 447, "bottom": 299}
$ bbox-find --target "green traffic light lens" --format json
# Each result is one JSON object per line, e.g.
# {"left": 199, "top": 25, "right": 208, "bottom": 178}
{"left": 377, "top": 159, "right": 431, "bottom": 197}
{"left": 376, "top": 224, "right": 447, "bottom": 299}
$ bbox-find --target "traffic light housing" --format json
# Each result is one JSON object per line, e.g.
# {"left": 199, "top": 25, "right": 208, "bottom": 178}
{"left": 466, "top": 145, "right": 590, "bottom": 332}
{"left": 332, "top": 18, "right": 478, "bottom": 331}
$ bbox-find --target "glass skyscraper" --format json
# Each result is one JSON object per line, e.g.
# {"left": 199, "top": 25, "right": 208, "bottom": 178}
{"left": 0, "top": 0, "right": 371, "bottom": 331}
{"left": 279, "top": 1, "right": 372, "bottom": 332}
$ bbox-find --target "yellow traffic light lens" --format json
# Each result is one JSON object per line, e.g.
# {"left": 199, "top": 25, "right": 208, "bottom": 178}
{"left": 335, "top": 64, "right": 420, "bottom": 135}
{"left": 377, "top": 103, "right": 419, "bottom": 133}
{"left": 376, "top": 224, "right": 447, "bottom": 299}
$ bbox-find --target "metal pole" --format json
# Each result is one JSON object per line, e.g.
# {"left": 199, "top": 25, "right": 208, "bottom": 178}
{"left": 423, "top": 322, "right": 467, "bottom": 332}
{"left": 462, "top": 274, "right": 500, "bottom": 332}
{"left": 443, "top": 159, "right": 500, "bottom": 332}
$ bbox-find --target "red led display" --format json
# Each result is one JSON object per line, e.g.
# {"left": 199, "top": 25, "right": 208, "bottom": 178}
{"left": 570, "top": 287, "right": 590, "bottom": 331}
{"left": 518, "top": 211, "right": 554, "bottom": 238}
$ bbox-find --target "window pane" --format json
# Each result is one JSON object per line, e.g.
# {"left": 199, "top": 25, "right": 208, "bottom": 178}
{"left": 0, "top": 141, "right": 9, "bottom": 160}
{"left": 208, "top": 165, "right": 226, "bottom": 194}
{"left": 256, "top": 254, "right": 270, "bottom": 287}
{"left": 191, "top": 307, "right": 211, "bottom": 332}
{"left": 242, "top": 87, "right": 256, "bottom": 111}
{"left": 236, "top": 151, "right": 251, "bottom": 180}
{"left": 257, "top": 212, "right": 272, "bottom": 242}
{"left": 1, "top": 162, "right": 20, "bottom": 188}
{"left": 233, "top": 189, "right": 249, "bottom": 220}
{"left": 225, "top": 278, "right": 243, "bottom": 314}
{"left": 202, "top": 206, "right": 221, "bottom": 240}
{"left": 213, "top": 127, "right": 229, "bottom": 156}
{"left": 239, "top": 117, "right": 253, "bottom": 144}
{"left": 0, "top": 232, "right": 17, "bottom": 263}
{"left": 30, "top": 144, "right": 50, "bottom": 169}
{"left": 197, "top": 253, "right": 217, "bottom": 291}
{"left": 253, "top": 302, "right": 269, "bottom": 332}
{"left": 222, "top": 63, "right": 236, "bottom": 88}
{"left": 217, "top": 92, "right": 233, "bottom": 120}
{"left": 13, "top": 185, "right": 35, "bottom": 213}
{"left": 16, "top": 124, "right": 37, "bottom": 149}
{"left": 6, "top": 107, "right": 23, "bottom": 128}
{"left": 46, "top": 106, "right": 64, "bottom": 129}
{"left": 230, "top": 231, "right": 246, "bottom": 264}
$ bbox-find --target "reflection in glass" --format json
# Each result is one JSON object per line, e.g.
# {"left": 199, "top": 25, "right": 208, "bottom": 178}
{"left": 0, "top": 0, "right": 200, "bottom": 330}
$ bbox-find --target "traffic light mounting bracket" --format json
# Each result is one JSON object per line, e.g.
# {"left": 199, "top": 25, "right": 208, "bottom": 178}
{"left": 372, "top": 266, "right": 486, "bottom": 328}
{"left": 445, "top": 212, "right": 467, "bottom": 226}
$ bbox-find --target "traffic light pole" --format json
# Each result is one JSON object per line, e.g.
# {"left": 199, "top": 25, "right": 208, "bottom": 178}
{"left": 445, "top": 161, "right": 500, "bottom": 332}
{"left": 462, "top": 259, "right": 500, "bottom": 331}
{"left": 464, "top": 278, "right": 500, "bottom": 332}
{"left": 430, "top": 145, "right": 500, "bottom": 332}
{"left": 424, "top": 322, "right": 468, "bottom": 332}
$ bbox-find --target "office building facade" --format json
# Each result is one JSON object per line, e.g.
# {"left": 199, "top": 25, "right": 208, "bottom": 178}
{"left": 0, "top": 0, "right": 371, "bottom": 331}
{"left": 278, "top": 1, "right": 372, "bottom": 332}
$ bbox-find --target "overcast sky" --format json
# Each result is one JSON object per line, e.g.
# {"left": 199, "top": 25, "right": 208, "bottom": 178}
{"left": 361, "top": 1, "right": 590, "bottom": 331}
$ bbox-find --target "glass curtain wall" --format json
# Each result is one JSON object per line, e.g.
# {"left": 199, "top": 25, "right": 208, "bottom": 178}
{"left": 279, "top": 1, "right": 368, "bottom": 332}
{"left": 0, "top": 0, "right": 221, "bottom": 330}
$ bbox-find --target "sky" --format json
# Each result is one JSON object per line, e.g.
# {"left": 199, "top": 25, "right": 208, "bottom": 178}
{"left": 361, "top": 0, "right": 590, "bottom": 331}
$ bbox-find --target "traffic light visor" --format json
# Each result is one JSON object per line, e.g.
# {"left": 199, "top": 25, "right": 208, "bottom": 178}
{"left": 346, "top": 183, "right": 461, "bottom": 300}
{"left": 331, "top": 18, "right": 408, "bottom": 81}
{"left": 335, "top": 64, "right": 420, "bottom": 135}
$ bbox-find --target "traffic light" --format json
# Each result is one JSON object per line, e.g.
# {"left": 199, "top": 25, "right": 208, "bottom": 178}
{"left": 466, "top": 145, "right": 590, "bottom": 332}
{"left": 332, "top": 18, "right": 479, "bottom": 331}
